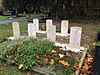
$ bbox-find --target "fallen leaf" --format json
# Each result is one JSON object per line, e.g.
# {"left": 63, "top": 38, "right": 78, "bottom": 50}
{"left": 55, "top": 53, "right": 59, "bottom": 57}
{"left": 11, "top": 56, "right": 16, "bottom": 60}
{"left": 43, "top": 58, "right": 48, "bottom": 64}
{"left": 66, "top": 52, "right": 71, "bottom": 57}
{"left": 36, "top": 55, "right": 40, "bottom": 59}
{"left": 9, "top": 55, "right": 16, "bottom": 60}
{"left": 73, "top": 63, "right": 80, "bottom": 70}
{"left": 59, "top": 54, "right": 65, "bottom": 58}
{"left": 63, "top": 62, "right": 70, "bottom": 66}
{"left": 59, "top": 60, "right": 70, "bottom": 66}
{"left": 81, "top": 64, "right": 89, "bottom": 73}
{"left": 87, "top": 54, "right": 92, "bottom": 58}
{"left": 17, "top": 41, "right": 23, "bottom": 45}
{"left": 26, "top": 72, "right": 30, "bottom": 75}
{"left": 52, "top": 50, "right": 56, "bottom": 53}
{"left": 75, "top": 57, "right": 80, "bottom": 62}
{"left": 19, "top": 64, "right": 23, "bottom": 69}
{"left": 83, "top": 64, "right": 89, "bottom": 70}
{"left": 56, "top": 57, "right": 60, "bottom": 60}
{"left": 13, "top": 49, "right": 17, "bottom": 53}
{"left": 50, "top": 59, "right": 54, "bottom": 65}
{"left": 81, "top": 68, "right": 88, "bottom": 73}
{"left": 87, "top": 57, "right": 93, "bottom": 63}
{"left": 46, "top": 50, "right": 49, "bottom": 53}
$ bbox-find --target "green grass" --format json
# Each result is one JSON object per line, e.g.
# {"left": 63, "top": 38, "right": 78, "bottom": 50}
{"left": 0, "top": 13, "right": 44, "bottom": 21}
{"left": 0, "top": 62, "right": 41, "bottom": 75}
{"left": 96, "top": 42, "right": 100, "bottom": 46}
{"left": 18, "top": 13, "right": 44, "bottom": 17}
{"left": 91, "top": 27, "right": 100, "bottom": 31}
{"left": 0, "top": 16, "right": 8, "bottom": 21}
{"left": 0, "top": 21, "right": 28, "bottom": 38}
{"left": 0, "top": 62, "right": 23, "bottom": 75}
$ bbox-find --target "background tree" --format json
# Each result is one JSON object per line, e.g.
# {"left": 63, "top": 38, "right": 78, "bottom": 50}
{"left": 2, "top": 0, "right": 100, "bottom": 19}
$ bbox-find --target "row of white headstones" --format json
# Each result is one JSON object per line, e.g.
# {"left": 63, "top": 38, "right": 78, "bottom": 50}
{"left": 11, "top": 19, "right": 84, "bottom": 52}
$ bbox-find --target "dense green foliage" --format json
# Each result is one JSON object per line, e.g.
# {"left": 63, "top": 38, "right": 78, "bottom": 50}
{"left": 2, "top": 0, "right": 100, "bottom": 19}
{"left": 0, "top": 38, "right": 79, "bottom": 74}
{"left": 0, "top": 38, "right": 54, "bottom": 67}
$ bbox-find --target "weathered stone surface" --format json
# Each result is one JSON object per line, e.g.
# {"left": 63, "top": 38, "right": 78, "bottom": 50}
{"left": 28, "top": 23, "right": 36, "bottom": 38}
{"left": 12, "top": 22, "right": 20, "bottom": 39}
{"left": 47, "top": 25, "right": 56, "bottom": 42}
{"left": 69, "top": 27, "right": 82, "bottom": 49}
{"left": 61, "top": 20, "right": 68, "bottom": 35}
{"left": 33, "top": 19, "right": 39, "bottom": 31}
{"left": 46, "top": 19, "right": 53, "bottom": 31}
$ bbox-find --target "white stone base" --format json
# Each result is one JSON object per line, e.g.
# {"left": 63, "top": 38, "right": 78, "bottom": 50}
{"left": 36, "top": 31, "right": 70, "bottom": 37}
{"left": 36, "top": 31, "right": 46, "bottom": 34}
{"left": 8, "top": 36, "right": 26, "bottom": 40}
{"left": 65, "top": 44, "right": 85, "bottom": 52}
{"left": 56, "top": 33, "right": 70, "bottom": 36}
{"left": 54, "top": 42, "right": 85, "bottom": 53}
{"left": 8, "top": 37, "right": 16, "bottom": 40}
{"left": 54, "top": 42, "right": 67, "bottom": 47}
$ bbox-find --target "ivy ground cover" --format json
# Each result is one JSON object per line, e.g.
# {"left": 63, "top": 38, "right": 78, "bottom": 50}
{"left": 0, "top": 38, "right": 82, "bottom": 75}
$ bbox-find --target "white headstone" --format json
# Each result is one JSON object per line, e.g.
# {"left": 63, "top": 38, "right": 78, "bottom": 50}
{"left": 28, "top": 23, "right": 36, "bottom": 38}
{"left": 46, "top": 20, "right": 53, "bottom": 32}
{"left": 33, "top": 19, "right": 39, "bottom": 31}
{"left": 47, "top": 25, "right": 56, "bottom": 42}
{"left": 61, "top": 20, "right": 68, "bottom": 35}
{"left": 69, "top": 27, "right": 82, "bottom": 49}
{"left": 12, "top": 22, "right": 20, "bottom": 39}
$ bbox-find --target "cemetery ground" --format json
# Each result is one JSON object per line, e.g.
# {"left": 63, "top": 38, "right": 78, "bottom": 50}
{"left": 0, "top": 20, "right": 100, "bottom": 75}
{"left": 0, "top": 13, "right": 44, "bottom": 21}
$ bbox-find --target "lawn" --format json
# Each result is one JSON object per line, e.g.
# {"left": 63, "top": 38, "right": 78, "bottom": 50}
{"left": 0, "top": 20, "right": 100, "bottom": 75}
{"left": 18, "top": 13, "right": 44, "bottom": 17}
{"left": 0, "top": 62, "right": 41, "bottom": 75}
{"left": 0, "top": 62, "right": 24, "bottom": 75}
{"left": 0, "top": 21, "right": 28, "bottom": 38}
{"left": 0, "top": 13, "right": 44, "bottom": 21}
{"left": 0, "top": 16, "right": 8, "bottom": 21}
